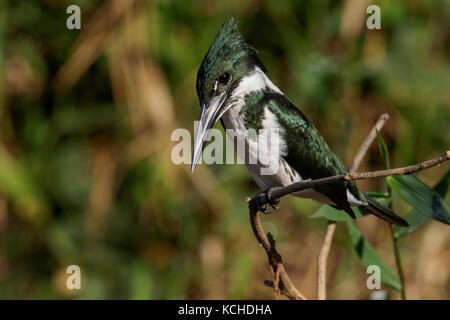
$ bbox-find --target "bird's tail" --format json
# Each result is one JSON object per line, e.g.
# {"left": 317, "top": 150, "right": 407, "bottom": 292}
{"left": 363, "top": 194, "right": 409, "bottom": 227}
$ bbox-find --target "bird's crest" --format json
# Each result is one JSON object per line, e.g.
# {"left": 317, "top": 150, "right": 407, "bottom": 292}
{"left": 196, "top": 18, "right": 265, "bottom": 103}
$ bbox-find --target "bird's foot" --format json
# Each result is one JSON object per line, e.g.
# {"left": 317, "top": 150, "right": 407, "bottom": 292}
{"left": 266, "top": 188, "right": 280, "bottom": 210}
{"left": 253, "top": 189, "right": 280, "bottom": 214}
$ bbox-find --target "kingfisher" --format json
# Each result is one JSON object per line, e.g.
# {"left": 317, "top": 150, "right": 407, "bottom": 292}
{"left": 191, "top": 18, "right": 408, "bottom": 227}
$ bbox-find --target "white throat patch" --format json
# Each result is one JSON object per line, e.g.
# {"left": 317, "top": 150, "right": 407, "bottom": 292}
{"left": 232, "top": 66, "right": 282, "bottom": 99}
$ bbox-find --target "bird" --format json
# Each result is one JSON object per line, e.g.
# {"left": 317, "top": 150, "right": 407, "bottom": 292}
{"left": 191, "top": 18, "right": 408, "bottom": 227}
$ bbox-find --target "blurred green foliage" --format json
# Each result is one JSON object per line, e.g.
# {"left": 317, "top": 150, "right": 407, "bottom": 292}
{"left": 0, "top": 0, "right": 448, "bottom": 299}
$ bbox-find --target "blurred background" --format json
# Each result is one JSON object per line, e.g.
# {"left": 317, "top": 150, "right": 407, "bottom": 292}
{"left": 0, "top": 0, "right": 449, "bottom": 299}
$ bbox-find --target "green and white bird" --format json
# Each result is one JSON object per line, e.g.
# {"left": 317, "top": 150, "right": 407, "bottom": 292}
{"left": 191, "top": 18, "right": 408, "bottom": 227}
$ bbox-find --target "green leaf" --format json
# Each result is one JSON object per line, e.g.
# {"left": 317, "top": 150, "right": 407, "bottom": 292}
{"left": 376, "top": 130, "right": 390, "bottom": 170}
{"left": 433, "top": 170, "right": 450, "bottom": 198}
{"left": 366, "top": 191, "right": 389, "bottom": 198}
{"left": 387, "top": 175, "right": 450, "bottom": 226}
{"left": 394, "top": 170, "right": 450, "bottom": 237}
{"left": 346, "top": 222, "right": 401, "bottom": 292}
{"left": 394, "top": 209, "right": 428, "bottom": 238}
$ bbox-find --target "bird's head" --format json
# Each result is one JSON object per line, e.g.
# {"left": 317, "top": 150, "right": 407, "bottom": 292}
{"left": 192, "top": 17, "right": 265, "bottom": 172}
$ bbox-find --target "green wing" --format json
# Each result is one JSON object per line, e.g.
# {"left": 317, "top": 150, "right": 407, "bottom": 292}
{"left": 242, "top": 91, "right": 364, "bottom": 214}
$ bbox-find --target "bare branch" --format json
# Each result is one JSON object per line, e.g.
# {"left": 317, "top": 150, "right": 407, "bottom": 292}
{"left": 247, "top": 198, "right": 307, "bottom": 300}
{"left": 349, "top": 113, "right": 390, "bottom": 172}
{"left": 316, "top": 221, "right": 336, "bottom": 300}
{"left": 253, "top": 151, "right": 450, "bottom": 206}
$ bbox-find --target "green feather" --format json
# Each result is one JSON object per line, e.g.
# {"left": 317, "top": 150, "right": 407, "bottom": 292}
{"left": 242, "top": 90, "right": 365, "bottom": 214}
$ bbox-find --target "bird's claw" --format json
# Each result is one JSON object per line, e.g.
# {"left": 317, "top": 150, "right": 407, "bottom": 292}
{"left": 253, "top": 189, "right": 280, "bottom": 214}
{"left": 268, "top": 197, "right": 280, "bottom": 210}
{"left": 254, "top": 194, "right": 269, "bottom": 213}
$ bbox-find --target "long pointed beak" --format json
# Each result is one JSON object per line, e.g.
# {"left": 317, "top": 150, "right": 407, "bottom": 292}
{"left": 191, "top": 92, "right": 229, "bottom": 172}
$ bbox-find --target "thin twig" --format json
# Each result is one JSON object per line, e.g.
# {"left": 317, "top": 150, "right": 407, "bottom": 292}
{"left": 316, "top": 221, "right": 336, "bottom": 300}
{"left": 316, "top": 113, "right": 390, "bottom": 300}
{"left": 349, "top": 113, "right": 390, "bottom": 172}
{"left": 253, "top": 151, "right": 450, "bottom": 206}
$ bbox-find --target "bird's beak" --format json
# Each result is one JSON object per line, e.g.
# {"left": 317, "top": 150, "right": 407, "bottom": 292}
{"left": 191, "top": 91, "right": 229, "bottom": 172}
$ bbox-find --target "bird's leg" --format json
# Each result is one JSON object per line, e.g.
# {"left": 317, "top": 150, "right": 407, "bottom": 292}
{"left": 253, "top": 192, "right": 269, "bottom": 213}
{"left": 253, "top": 188, "right": 280, "bottom": 214}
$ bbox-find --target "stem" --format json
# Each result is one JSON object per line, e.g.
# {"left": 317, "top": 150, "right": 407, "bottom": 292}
{"left": 316, "top": 221, "right": 336, "bottom": 300}
{"left": 384, "top": 146, "right": 406, "bottom": 300}
{"left": 390, "top": 224, "right": 406, "bottom": 299}
{"left": 388, "top": 181, "right": 406, "bottom": 299}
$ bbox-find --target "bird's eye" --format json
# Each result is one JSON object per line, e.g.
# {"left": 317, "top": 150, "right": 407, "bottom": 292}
{"left": 218, "top": 72, "right": 231, "bottom": 85}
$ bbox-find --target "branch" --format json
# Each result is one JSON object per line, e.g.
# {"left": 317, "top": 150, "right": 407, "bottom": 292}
{"left": 316, "top": 221, "right": 336, "bottom": 300}
{"left": 317, "top": 113, "right": 390, "bottom": 300}
{"left": 253, "top": 151, "right": 450, "bottom": 206}
{"left": 247, "top": 197, "right": 307, "bottom": 300}
{"left": 349, "top": 113, "right": 390, "bottom": 172}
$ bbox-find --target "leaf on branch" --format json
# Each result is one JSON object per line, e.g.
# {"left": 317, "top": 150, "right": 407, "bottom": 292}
{"left": 392, "top": 171, "right": 450, "bottom": 237}
{"left": 388, "top": 175, "right": 450, "bottom": 225}
{"left": 346, "top": 222, "right": 402, "bottom": 292}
